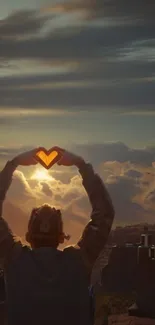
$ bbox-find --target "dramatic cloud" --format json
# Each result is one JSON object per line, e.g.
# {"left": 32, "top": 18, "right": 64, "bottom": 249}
{"left": 125, "top": 170, "right": 143, "bottom": 179}
{"left": 97, "top": 0, "right": 155, "bottom": 21}
{"left": 50, "top": 169, "right": 76, "bottom": 184}
{"left": 0, "top": 78, "right": 154, "bottom": 109}
{"left": 3, "top": 200, "right": 29, "bottom": 236}
{"left": 40, "top": 182, "right": 53, "bottom": 196}
{"left": 0, "top": 1, "right": 154, "bottom": 246}
{"left": 106, "top": 175, "right": 148, "bottom": 224}
{"left": 1, "top": 141, "right": 155, "bottom": 242}
{"left": 7, "top": 170, "right": 36, "bottom": 208}
{"left": 0, "top": 1, "right": 154, "bottom": 112}
{"left": 44, "top": 0, "right": 155, "bottom": 22}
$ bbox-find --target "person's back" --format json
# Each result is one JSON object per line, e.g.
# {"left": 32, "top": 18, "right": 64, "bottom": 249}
{"left": 7, "top": 246, "right": 91, "bottom": 325}
{"left": 0, "top": 147, "right": 115, "bottom": 325}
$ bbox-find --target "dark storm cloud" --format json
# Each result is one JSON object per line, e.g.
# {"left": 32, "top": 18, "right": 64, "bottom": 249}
{"left": 51, "top": 0, "right": 155, "bottom": 22}
{"left": 94, "top": 0, "right": 155, "bottom": 21}
{"left": 0, "top": 77, "right": 154, "bottom": 109}
{"left": 0, "top": 23, "right": 155, "bottom": 61}
{"left": 0, "top": 2, "right": 155, "bottom": 111}
{"left": 0, "top": 1, "right": 155, "bottom": 62}
{"left": 0, "top": 10, "right": 47, "bottom": 39}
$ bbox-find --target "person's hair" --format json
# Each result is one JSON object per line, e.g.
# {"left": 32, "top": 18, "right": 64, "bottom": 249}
{"left": 26, "top": 204, "right": 64, "bottom": 248}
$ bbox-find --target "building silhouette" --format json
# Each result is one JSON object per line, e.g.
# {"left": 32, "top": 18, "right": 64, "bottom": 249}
{"left": 97, "top": 226, "right": 155, "bottom": 319}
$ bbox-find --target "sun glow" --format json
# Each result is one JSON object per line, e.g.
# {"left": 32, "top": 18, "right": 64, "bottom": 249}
{"left": 31, "top": 169, "right": 53, "bottom": 181}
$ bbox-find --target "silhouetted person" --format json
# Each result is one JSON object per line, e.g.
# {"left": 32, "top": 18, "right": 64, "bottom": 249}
{"left": 0, "top": 147, "right": 114, "bottom": 325}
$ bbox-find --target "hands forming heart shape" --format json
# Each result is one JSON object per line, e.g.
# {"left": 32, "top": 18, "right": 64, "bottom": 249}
{"left": 35, "top": 147, "right": 63, "bottom": 169}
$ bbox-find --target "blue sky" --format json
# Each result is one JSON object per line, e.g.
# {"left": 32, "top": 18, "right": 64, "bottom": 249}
{"left": 1, "top": 0, "right": 155, "bottom": 237}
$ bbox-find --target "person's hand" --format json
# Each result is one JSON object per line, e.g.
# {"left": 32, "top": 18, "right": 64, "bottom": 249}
{"left": 55, "top": 147, "right": 85, "bottom": 167}
{"left": 12, "top": 148, "right": 42, "bottom": 166}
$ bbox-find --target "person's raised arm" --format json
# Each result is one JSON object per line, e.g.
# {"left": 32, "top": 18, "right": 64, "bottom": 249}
{"left": 56, "top": 147, "right": 115, "bottom": 271}
{"left": 0, "top": 148, "right": 40, "bottom": 270}
{"left": 76, "top": 161, "right": 114, "bottom": 270}
{"left": 0, "top": 160, "right": 19, "bottom": 269}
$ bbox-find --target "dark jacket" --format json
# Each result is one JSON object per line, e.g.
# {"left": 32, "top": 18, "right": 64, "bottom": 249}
{"left": 0, "top": 161, "right": 114, "bottom": 325}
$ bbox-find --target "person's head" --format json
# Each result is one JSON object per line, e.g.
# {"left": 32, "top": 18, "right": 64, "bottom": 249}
{"left": 26, "top": 204, "right": 68, "bottom": 249}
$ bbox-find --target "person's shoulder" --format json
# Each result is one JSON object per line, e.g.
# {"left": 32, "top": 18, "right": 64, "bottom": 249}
{"left": 63, "top": 245, "right": 84, "bottom": 261}
{"left": 63, "top": 245, "right": 80, "bottom": 256}
{"left": 21, "top": 244, "right": 31, "bottom": 252}
{"left": 63, "top": 245, "right": 89, "bottom": 275}
{"left": 12, "top": 242, "right": 31, "bottom": 260}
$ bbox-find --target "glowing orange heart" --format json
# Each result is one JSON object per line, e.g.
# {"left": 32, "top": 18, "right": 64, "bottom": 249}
{"left": 35, "top": 148, "right": 61, "bottom": 169}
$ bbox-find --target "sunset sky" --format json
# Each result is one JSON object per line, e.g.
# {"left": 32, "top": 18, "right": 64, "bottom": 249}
{"left": 0, "top": 0, "right": 155, "bottom": 244}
